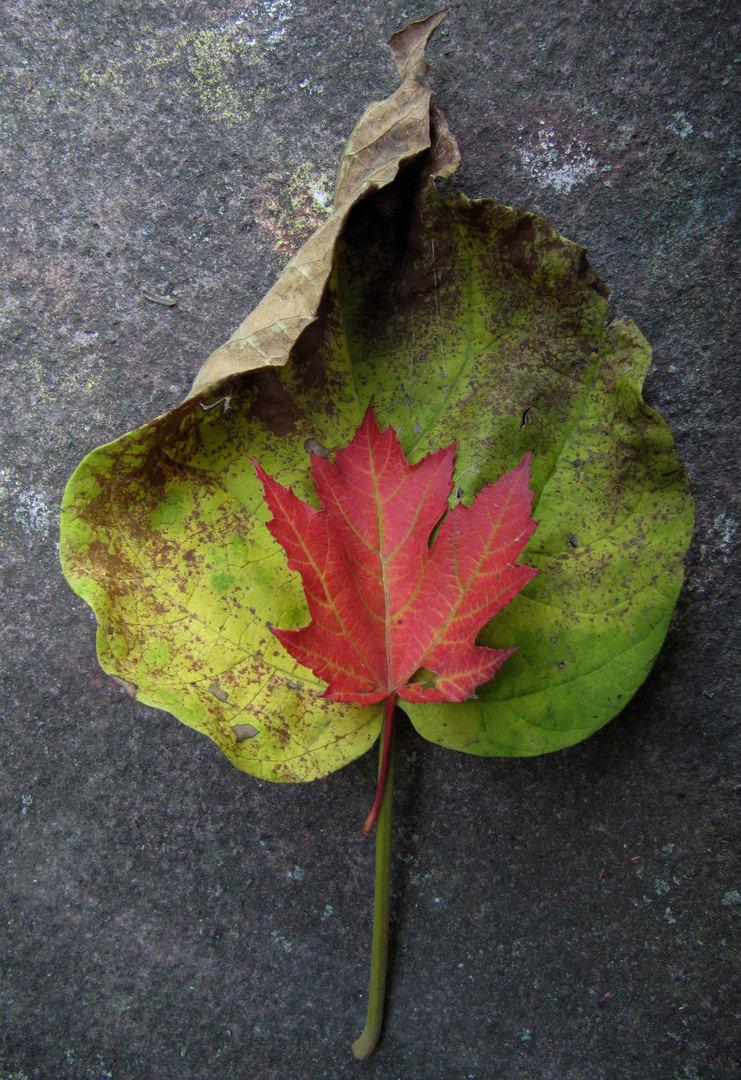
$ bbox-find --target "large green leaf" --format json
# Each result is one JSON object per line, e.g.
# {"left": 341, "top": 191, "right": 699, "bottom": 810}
{"left": 60, "top": 29, "right": 693, "bottom": 780}
{"left": 60, "top": 171, "right": 693, "bottom": 775}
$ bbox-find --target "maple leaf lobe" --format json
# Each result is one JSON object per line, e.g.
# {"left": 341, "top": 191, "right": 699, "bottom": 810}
{"left": 253, "top": 408, "right": 538, "bottom": 705}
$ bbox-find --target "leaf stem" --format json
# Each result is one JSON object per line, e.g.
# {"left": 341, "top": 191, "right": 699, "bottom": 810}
{"left": 362, "top": 693, "right": 397, "bottom": 836}
{"left": 352, "top": 696, "right": 396, "bottom": 1060}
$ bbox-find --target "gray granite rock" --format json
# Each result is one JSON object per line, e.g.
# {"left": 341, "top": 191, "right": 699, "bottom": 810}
{"left": 1, "top": 1, "right": 739, "bottom": 1077}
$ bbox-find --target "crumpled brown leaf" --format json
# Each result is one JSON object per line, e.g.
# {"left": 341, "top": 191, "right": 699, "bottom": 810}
{"left": 188, "top": 9, "right": 455, "bottom": 400}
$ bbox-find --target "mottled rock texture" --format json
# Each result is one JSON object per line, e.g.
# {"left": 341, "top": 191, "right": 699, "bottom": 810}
{"left": 1, "top": 2, "right": 739, "bottom": 1078}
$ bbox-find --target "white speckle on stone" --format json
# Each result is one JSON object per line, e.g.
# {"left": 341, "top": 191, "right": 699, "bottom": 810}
{"left": 292, "top": 865, "right": 305, "bottom": 881}
{"left": 299, "top": 77, "right": 324, "bottom": 96}
{"left": 721, "top": 890, "right": 741, "bottom": 907}
{"left": 321, "top": 904, "right": 333, "bottom": 920}
{"left": 655, "top": 878, "right": 671, "bottom": 896}
{"left": 701, "top": 510, "right": 738, "bottom": 565}
{"left": 518, "top": 127, "right": 599, "bottom": 193}
{"left": 409, "top": 868, "right": 433, "bottom": 886}
{"left": 73, "top": 329, "right": 99, "bottom": 345}
{"left": 311, "top": 184, "right": 329, "bottom": 207}
{"left": 270, "top": 929, "right": 293, "bottom": 953}
{"left": 665, "top": 906, "right": 677, "bottom": 925}
{"left": 667, "top": 111, "right": 693, "bottom": 138}
{"left": 712, "top": 511, "right": 737, "bottom": 556}
{"left": 3, "top": 476, "right": 56, "bottom": 538}
{"left": 262, "top": 0, "right": 294, "bottom": 44}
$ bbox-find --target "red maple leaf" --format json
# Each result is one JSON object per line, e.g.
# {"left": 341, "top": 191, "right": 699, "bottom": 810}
{"left": 253, "top": 408, "right": 538, "bottom": 829}
{"left": 254, "top": 407, "right": 538, "bottom": 703}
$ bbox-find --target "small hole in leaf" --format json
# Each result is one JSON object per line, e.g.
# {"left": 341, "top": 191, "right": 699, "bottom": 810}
{"left": 232, "top": 723, "right": 259, "bottom": 742}
{"left": 304, "top": 437, "right": 331, "bottom": 460}
{"left": 208, "top": 684, "right": 229, "bottom": 702}
{"left": 408, "top": 666, "right": 436, "bottom": 689}
{"left": 111, "top": 675, "right": 138, "bottom": 698}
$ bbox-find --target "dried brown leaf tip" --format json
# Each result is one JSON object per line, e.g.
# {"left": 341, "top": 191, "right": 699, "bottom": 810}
{"left": 188, "top": 10, "right": 450, "bottom": 399}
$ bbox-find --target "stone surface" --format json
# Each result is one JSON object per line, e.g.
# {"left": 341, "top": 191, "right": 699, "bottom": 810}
{"left": 1, "top": 1, "right": 739, "bottom": 1078}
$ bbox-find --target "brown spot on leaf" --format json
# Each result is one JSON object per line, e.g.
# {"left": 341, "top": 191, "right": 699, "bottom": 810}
{"left": 290, "top": 304, "right": 330, "bottom": 395}
{"left": 246, "top": 368, "right": 305, "bottom": 437}
{"left": 143, "top": 445, "right": 167, "bottom": 488}
{"left": 501, "top": 216, "right": 538, "bottom": 277}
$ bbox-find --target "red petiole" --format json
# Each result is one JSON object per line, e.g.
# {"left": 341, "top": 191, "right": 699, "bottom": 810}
{"left": 362, "top": 692, "right": 397, "bottom": 835}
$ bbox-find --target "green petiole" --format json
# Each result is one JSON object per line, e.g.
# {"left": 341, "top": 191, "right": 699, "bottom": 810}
{"left": 352, "top": 694, "right": 397, "bottom": 1059}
